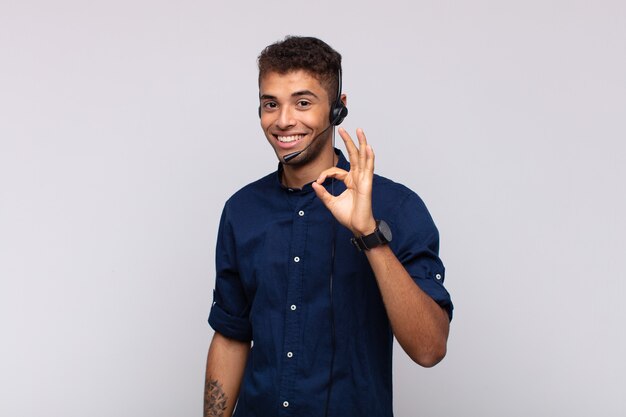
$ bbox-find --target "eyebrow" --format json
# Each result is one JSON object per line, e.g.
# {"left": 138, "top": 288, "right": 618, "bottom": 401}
{"left": 259, "top": 90, "right": 320, "bottom": 100}
{"left": 292, "top": 90, "right": 319, "bottom": 99}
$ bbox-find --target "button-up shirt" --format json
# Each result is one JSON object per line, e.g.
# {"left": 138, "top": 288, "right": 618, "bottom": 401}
{"left": 209, "top": 150, "right": 453, "bottom": 417}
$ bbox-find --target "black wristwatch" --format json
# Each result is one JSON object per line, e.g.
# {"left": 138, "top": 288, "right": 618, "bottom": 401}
{"left": 350, "top": 220, "right": 393, "bottom": 251}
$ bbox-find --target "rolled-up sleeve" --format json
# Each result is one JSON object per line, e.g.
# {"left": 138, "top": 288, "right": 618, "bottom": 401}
{"left": 208, "top": 203, "right": 253, "bottom": 341}
{"left": 390, "top": 192, "right": 454, "bottom": 320}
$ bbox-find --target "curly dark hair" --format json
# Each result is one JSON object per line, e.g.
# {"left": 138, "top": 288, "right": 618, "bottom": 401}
{"left": 257, "top": 36, "right": 342, "bottom": 103}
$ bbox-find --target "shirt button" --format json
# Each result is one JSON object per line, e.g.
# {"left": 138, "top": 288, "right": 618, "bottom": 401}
{"left": 435, "top": 273, "right": 442, "bottom": 280}
{"left": 290, "top": 304, "right": 297, "bottom": 311}
{"left": 298, "top": 210, "right": 305, "bottom": 216}
{"left": 287, "top": 351, "right": 293, "bottom": 358}
{"left": 283, "top": 401, "right": 289, "bottom": 408}
{"left": 294, "top": 256, "right": 300, "bottom": 263}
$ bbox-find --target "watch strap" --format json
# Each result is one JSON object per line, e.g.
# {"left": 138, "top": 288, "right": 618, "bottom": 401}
{"left": 351, "top": 220, "right": 388, "bottom": 252}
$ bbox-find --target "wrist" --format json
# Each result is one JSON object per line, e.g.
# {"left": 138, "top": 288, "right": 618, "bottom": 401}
{"left": 352, "top": 219, "right": 377, "bottom": 237}
{"left": 350, "top": 220, "right": 393, "bottom": 252}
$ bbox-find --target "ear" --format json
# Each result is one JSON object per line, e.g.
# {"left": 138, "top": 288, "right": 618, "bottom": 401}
{"left": 340, "top": 93, "right": 347, "bottom": 107}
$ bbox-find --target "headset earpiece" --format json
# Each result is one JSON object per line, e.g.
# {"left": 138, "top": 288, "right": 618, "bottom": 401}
{"left": 329, "top": 101, "right": 348, "bottom": 126}
{"left": 329, "top": 68, "right": 348, "bottom": 125}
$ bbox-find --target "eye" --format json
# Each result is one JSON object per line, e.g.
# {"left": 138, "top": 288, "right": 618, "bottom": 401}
{"left": 263, "top": 101, "right": 278, "bottom": 110}
{"left": 296, "top": 100, "right": 311, "bottom": 108}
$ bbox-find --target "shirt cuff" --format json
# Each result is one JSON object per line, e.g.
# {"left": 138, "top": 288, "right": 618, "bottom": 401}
{"left": 208, "top": 303, "right": 253, "bottom": 342}
{"left": 413, "top": 276, "right": 454, "bottom": 321}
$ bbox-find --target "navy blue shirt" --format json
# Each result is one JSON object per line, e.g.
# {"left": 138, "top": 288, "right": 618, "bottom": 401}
{"left": 209, "top": 150, "right": 452, "bottom": 417}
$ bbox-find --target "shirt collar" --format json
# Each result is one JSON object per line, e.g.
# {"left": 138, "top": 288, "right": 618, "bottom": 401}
{"left": 276, "top": 148, "right": 350, "bottom": 194}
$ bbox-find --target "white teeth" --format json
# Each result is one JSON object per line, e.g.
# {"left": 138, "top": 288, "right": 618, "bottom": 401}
{"left": 277, "top": 134, "right": 304, "bottom": 143}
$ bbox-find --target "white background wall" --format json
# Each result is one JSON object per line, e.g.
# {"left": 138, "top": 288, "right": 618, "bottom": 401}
{"left": 1, "top": 1, "right": 625, "bottom": 416}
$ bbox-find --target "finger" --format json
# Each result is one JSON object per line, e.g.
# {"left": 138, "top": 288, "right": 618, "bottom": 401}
{"left": 338, "top": 127, "right": 359, "bottom": 164}
{"left": 366, "top": 144, "right": 375, "bottom": 173}
{"left": 356, "top": 128, "right": 368, "bottom": 169}
{"left": 316, "top": 167, "right": 349, "bottom": 184}
{"left": 311, "top": 182, "right": 335, "bottom": 208}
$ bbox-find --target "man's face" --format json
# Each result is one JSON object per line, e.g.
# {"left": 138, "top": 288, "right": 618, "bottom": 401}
{"left": 259, "top": 70, "right": 332, "bottom": 166}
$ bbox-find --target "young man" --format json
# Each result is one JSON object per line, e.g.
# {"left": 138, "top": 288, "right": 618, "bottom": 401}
{"left": 205, "top": 36, "right": 453, "bottom": 417}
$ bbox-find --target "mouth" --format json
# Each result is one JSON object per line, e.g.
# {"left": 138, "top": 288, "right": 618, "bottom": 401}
{"left": 273, "top": 133, "right": 307, "bottom": 149}
{"left": 275, "top": 134, "right": 305, "bottom": 143}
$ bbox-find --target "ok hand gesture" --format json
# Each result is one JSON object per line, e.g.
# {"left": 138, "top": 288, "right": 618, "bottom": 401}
{"left": 312, "top": 127, "right": 377, "bottom": 236}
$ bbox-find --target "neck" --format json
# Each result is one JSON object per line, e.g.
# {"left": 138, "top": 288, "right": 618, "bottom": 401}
{"left": 281, "top": 146, "right": 337, "bottom": 189}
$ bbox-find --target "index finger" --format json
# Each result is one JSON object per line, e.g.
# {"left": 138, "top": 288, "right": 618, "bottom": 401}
{"left": 338, "top": 127, "right": 360, "bottom": 164}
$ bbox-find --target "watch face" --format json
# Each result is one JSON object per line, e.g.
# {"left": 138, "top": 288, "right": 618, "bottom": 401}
{"left": 378, "top": 220, "right": 393, "bottom": 242}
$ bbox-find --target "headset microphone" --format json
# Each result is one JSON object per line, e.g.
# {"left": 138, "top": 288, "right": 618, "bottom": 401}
{"left": 282, "top": 123, "right": 333, "bottom": 163}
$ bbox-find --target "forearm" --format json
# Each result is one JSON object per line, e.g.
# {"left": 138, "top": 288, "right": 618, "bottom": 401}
{"left": 365, "top": 244, "right": 449, "bottom": 367}
{"left": 204, "top": 332, "right": 250, "bottom": 417}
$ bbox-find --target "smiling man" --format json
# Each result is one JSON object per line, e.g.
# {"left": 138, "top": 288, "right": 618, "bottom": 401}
{"left": 204, "top": 36, "right": 453, "bottom": 417}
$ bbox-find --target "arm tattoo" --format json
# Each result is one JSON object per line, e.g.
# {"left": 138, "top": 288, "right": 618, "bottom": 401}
{"left": 204, "top": 378, "right": 228, "bottom": 417}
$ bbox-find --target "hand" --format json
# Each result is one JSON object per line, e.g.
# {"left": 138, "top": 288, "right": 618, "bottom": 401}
{"left": 312, "top": 127, "right": 377, "bottom": 236}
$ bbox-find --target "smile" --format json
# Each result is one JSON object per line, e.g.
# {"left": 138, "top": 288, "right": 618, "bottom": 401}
{"left": 276, "top": 134, "right": 305, "bottom": 143}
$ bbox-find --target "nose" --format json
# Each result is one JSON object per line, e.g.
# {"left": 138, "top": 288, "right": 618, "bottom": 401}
{"left": 276, "top": 105, "right": 296, "bottom": 129}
